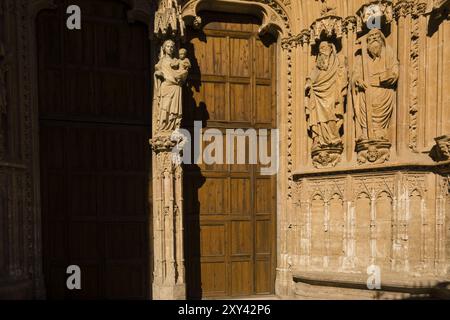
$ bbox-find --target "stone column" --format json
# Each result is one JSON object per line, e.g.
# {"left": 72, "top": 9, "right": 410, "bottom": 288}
{"left": 150, "top": 0, "right": 187, "bottom": 300}
{"left": 150, "top": 135, "right": 185, "bottom": 300}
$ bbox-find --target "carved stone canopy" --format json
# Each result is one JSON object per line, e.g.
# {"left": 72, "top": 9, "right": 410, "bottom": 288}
{"left": 154, "top": 0, "right": 186, "bottom": 39}
{"left": 426, "top": 0, "right": 450, "bottom": 13}
{"left": 355, "top": 0, "right": 394, "bottom": 33}
{"left": 425, "top": 0, "right": 450, "bottom": 19}
{"left": 310, "top": 15, "right": 344, "bottom": 42}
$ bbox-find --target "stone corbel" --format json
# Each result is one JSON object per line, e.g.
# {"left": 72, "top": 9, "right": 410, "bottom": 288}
{"left": 432, "top": 135, "right": 450, "bottom": 162}
{"left": 355, "top": 0, "right": 394, "bottom": 33}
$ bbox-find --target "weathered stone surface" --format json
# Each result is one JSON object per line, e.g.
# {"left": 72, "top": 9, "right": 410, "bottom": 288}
{"left": 1, "top": 0, "right": 450, "bottom": 300}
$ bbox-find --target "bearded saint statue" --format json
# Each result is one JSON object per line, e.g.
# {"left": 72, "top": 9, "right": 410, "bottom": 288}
{"left": 305, "top": 41, "right": 348, "bottom": 151}
{"left": 352, "top": 29, "right": 399, "bottom": 143}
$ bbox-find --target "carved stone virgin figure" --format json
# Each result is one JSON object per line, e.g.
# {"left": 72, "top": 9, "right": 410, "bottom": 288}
{"left": 305, "top": 41, "right": 347, "bottom": 168}
{"left": 352, "top": 29, "right": 399, "bottom": 164}
{"left": 154, "top": 40, "right": 190, "bottom": 132}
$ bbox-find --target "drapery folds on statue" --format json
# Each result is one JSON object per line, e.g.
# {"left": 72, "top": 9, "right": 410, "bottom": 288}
{"left": 305, "top": 41, "right": 347, "bottom": 168}
{"left": 154, "top": 40, "right": 191, "bottom": 132}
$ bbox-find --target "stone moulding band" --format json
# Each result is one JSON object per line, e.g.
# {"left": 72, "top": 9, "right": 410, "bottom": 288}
{"left": 293, "top": 161, "right": 450, "bottom": 179}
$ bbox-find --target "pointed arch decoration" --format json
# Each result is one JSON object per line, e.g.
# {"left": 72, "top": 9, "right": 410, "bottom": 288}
{"left": 180, "top": 0, "right": 292, "bottom": 38}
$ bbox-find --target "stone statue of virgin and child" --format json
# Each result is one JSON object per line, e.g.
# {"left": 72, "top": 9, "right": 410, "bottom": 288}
{"left": 154, "top": 39, "right": 191, "bottom": 132}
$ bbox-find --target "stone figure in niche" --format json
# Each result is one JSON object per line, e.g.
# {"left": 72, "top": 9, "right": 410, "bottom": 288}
{"left": 305, "top": 41, "right": 347, "bottom": 168}
{"left": 352, "top": 29, "right": 399, "bottom": 165}
{"left": 0, "top": 41, "right": 7, "bottom": 159}
{"left": 154, "top": 40, "right": 190, "bottom": 132}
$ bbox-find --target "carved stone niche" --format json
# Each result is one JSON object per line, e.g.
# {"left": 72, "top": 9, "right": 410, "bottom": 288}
{"left": 433, "top": 135, "right": 450, "bottom": 162}
{"left": 352, "top": 29, "right": 399, "bottom": 166}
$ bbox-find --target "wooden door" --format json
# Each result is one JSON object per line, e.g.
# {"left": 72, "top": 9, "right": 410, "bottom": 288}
{"left": 184, "top": 12, "right": 277, "bottom": 298}
{"left": 37, "top": 0, "right": 152, "bottom": 299}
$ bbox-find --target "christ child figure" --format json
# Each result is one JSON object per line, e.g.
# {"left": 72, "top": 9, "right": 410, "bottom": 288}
{"left": 175, "top": 48, "right": 191, "bottom": 85}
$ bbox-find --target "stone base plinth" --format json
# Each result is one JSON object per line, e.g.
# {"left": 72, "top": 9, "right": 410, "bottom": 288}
{"left": 293, "top": 272, "right": 450, "bottom": 300}
{"left": 152, "top": 283, "right": 186, "bottom": 300}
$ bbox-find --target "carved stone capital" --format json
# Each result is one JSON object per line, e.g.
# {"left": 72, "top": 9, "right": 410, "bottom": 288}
{"left": 150, "top": 134, "right": 178, "bottom": 153}
{"left": 412, "top": 2, "right": 428, "bottom": 18}
{"left": 394, "top": 0, "right": 413, "bottom": 19}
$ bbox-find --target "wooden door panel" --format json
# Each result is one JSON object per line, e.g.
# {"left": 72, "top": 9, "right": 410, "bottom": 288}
{"left": 201, "top": 262, "right": 227, "bottom": 295}
{"left": 231, "top": 261, "right": 253, "bottom": 296}
{"left": 200, "top": 224, "right": 226, "bottom": 257}
{"left": 230, "top": 83, "right": 252, "bottom": 123}
{"left": 256, "top": 85, "right": 273, "bottom": 124}
{"left": 185, "top": 12, "right": 276, "bottom": 298}
{"left": 230, "top": 37, "right": 251, "bottom": 78}
{"left": 38, "top": 0, "right": 151, "bottom": 299}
